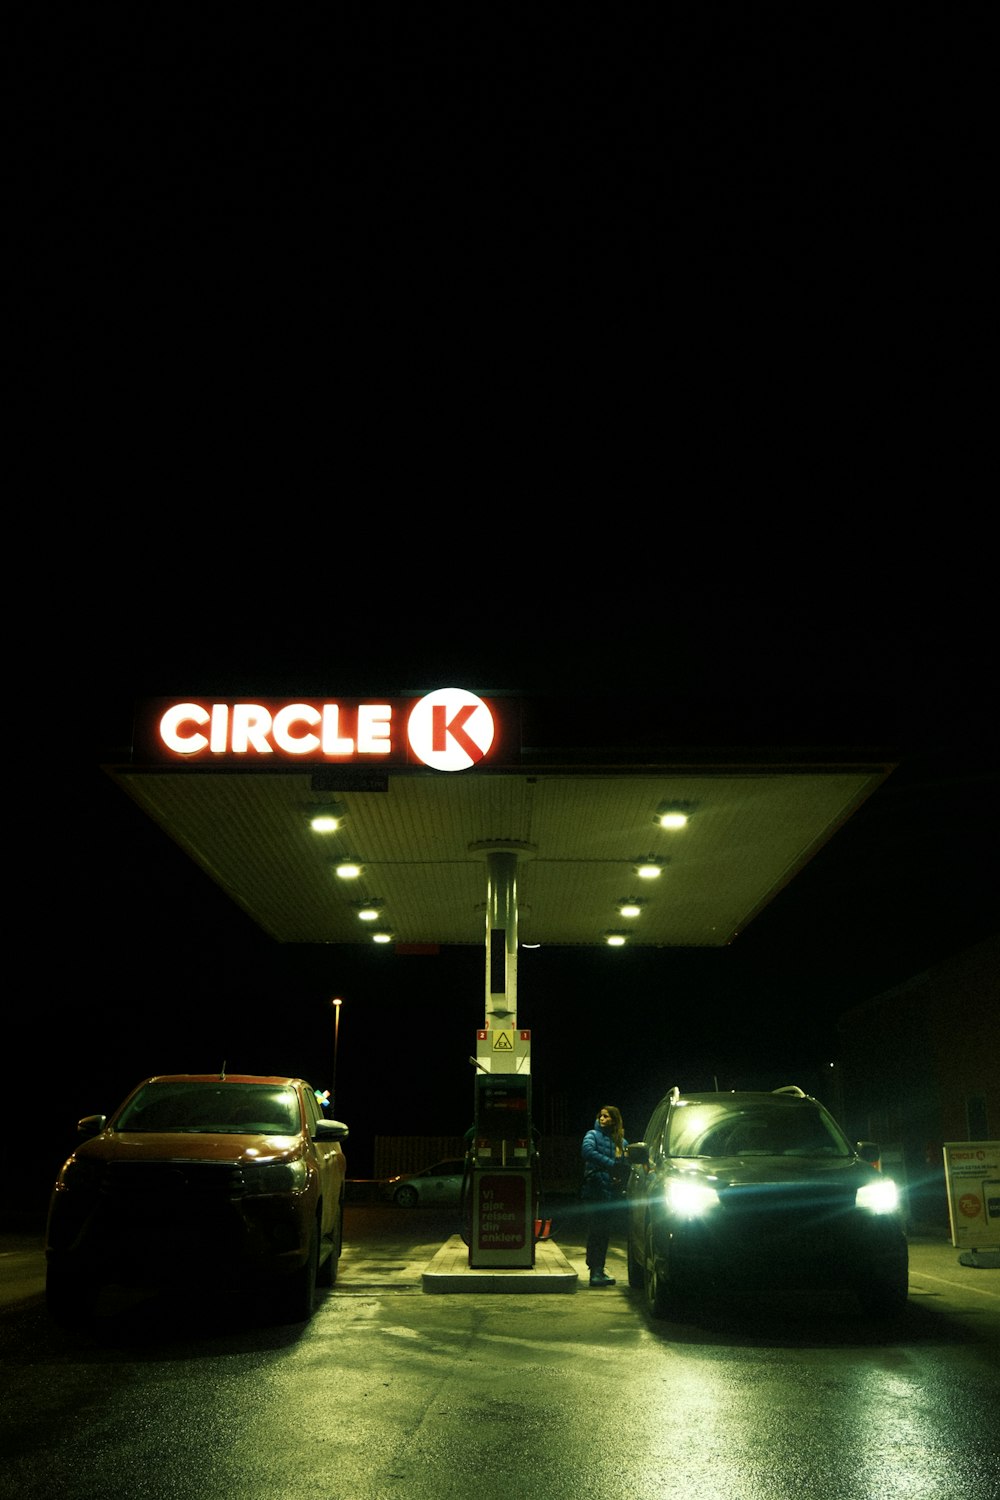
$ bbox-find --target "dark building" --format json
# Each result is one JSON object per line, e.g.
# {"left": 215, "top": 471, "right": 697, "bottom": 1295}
{"left": 837, "top": 934, "right": 999, "bottom": 1234}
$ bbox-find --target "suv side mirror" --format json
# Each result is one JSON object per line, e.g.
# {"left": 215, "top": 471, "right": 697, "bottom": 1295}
{"left": 856, "top": 1140, "right": 881, "bottom": 1169}
{"left": 627, "top": 1142, "right": 649, "bottom": 1166}
{"left": 77, "top": 1114, "right": 106, "bottom": 1138}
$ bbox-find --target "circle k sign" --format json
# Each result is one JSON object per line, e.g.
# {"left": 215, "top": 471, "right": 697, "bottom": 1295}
{"left": 407, "top": 688, "right": 496, "bottom": 771}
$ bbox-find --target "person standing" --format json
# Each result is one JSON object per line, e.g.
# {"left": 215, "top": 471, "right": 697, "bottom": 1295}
{"left": 580, "top": 1105, "right": 628, "bottom": 1287}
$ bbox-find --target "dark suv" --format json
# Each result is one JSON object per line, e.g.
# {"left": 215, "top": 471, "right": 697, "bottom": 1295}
{"left": 625, "top": 1085, "right": 908, "bottom": 1318}
{"left": 45, "top": 1073, "right": 348, "bottom": 1325}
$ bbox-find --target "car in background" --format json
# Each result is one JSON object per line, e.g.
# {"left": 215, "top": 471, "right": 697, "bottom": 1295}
{"left": 626, "top": 1084, "right": 908, "bottom": 1319}
{"left": 380, "top": 1157, "right": 468, "bottom": 1208}
{"left": 44, "top": 1072, "right": 348, "bottom": 1325}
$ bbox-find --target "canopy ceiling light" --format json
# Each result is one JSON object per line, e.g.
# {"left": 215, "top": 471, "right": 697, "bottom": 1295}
{"left": 334, "top": 859, "right": 363, "bottom": 880}
{"left": 372, "top": 930, "right": 393, "bottom": 945}
{"left": 355, "top": 903, "right": 382, "bottom": 922}
{"left": 656, "top": 801, "right": 696, "bottom": 830}
{"left": 605, "top": 931, "right": 628, "bottom": 947}
{"left": 308, "top": 802, "right": 346, "bottom": 834}
{"left": 634, "top": 857, "right": 667, "bottom": 879}
{"left": 618, "top": 899, "right": 644, "bottom": 918}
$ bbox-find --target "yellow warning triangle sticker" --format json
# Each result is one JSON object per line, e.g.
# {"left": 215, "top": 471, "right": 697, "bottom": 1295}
{"left": 492, "top": 1030, "right": 514, "bottom": 1051}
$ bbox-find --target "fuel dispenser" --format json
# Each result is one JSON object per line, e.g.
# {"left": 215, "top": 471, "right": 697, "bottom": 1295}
{"left": 465, "top": 842, "right": 540, "bottom": 1268}
{"left": 468, "top": 1071, "right": 539, "bottom": 1268}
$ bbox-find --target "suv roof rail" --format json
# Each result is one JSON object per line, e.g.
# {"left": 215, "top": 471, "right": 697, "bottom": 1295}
{"left": 772, "top": 1085, "right": 807, "bottom": 1097}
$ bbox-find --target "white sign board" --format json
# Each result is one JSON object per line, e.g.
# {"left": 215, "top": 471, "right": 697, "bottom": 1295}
{"left": 942, "top": 1141, "right": 1000, "bottom": 1249}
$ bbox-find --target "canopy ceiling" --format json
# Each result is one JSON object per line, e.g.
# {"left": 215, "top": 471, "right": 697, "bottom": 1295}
{"left": 104, "top": 758, "right": 892, "bottom": 950}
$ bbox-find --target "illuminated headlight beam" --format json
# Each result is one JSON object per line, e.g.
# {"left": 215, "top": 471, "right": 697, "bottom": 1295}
{"left": 666, "top": 1179, "right": 720, "bottom": 1217}
{"left": 855, "top": 1177, "right": 900, "bottom": 1214}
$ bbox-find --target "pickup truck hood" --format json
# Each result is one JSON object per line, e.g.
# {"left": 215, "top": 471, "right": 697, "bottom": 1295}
{"left": 78, "top": 1131, "right": 302, "bottom": 1166}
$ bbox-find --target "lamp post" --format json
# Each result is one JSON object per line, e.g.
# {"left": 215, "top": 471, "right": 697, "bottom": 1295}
{"left": 331, "top": 997, "right": 343, "bottom": 1116}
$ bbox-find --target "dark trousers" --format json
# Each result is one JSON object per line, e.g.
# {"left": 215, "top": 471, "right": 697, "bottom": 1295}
{"left": 585, "top": 1196, "right": 614, "bottom": 1272}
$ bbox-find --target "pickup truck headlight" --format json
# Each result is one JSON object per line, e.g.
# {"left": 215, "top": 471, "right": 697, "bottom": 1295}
{"left": 666, "top": 1178, "right": 720, "bottom": 1217}
{"left": 856, "top": 1177, "right": 900, "bottom": 1214}
{"left": 56, "top": 1158, "right": 103, "bottom": 1193}
{"left": 242, "top": 1160, "right": 308, "bottom": 1196}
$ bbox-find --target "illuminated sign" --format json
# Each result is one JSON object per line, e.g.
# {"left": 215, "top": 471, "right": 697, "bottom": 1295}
{"left": 133, "top": 688, "right": 511, "bottom": 772}
{"left": 407, "top": 687, "right": 495, "bottom": 770}
{"left": 943, "top": 1141, "right": 1000, "bottom": 1250}
{"left": 474, "top": 1173, "right": 528, "bottom": 1252}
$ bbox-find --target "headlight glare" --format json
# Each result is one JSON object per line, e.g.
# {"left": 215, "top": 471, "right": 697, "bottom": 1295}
{"left": 856, "top": 1177, "right": 900, "bottom": 1214}
{"left": 666, "top": 1178, "right": 720, "bottom": 1217}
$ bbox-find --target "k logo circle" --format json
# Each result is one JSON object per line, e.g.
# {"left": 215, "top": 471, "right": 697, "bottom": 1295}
{"left": 407, "top": 688, "right": 495, "bottom": 771}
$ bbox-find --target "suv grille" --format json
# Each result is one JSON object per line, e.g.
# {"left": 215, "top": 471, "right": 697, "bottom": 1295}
{"left": 719, "top": 1179, "right": 854, "bottom": 1228}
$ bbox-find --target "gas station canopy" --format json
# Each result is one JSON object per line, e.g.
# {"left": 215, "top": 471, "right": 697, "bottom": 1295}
{"left": 103, "top": 690, "right": 894, "bottom": 951}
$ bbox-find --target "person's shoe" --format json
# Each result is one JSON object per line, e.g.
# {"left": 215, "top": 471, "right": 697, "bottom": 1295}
{"left": 589, "top": 1271, "right": 616, "bottom": 1286}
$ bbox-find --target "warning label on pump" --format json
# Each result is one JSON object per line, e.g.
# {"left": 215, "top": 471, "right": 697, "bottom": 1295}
{"left": 475, "top": 1027, "right": 531, "bottom": 1076}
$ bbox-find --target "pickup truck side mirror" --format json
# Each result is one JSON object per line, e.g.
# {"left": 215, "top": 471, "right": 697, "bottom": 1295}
{"left": 856, "top": 1140, "right": 881, "bottom": 1169}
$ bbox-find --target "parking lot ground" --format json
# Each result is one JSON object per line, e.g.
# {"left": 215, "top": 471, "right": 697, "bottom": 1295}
{"left": 2, "top": 1219, "right": 997, "bottom": 1312}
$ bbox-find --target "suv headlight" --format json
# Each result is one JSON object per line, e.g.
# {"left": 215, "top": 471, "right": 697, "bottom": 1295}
{"left": 242, "top": 1160, "right": 309, "bottom": 1196}
{"left": 856, "top": 1177, "right": 900, "bottom": 1214}
{"left": 666, "top": 1178, "right": 720, "bottom": 1217}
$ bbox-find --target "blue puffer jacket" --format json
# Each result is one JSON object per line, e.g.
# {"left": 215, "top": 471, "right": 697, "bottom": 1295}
{"left": 581, "top": 1119, "right": 628, "bottom": 1200}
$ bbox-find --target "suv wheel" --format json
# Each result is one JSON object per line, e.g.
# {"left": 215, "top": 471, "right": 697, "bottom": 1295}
{"left": 856, "top": 1271, "right": 908, "bottom": 1319}
{"left": 626, "top": 1230, "right": 645, "bottom": 1289}
{"left": 643, "top": 1222, "right": 672, "bottom": 1319}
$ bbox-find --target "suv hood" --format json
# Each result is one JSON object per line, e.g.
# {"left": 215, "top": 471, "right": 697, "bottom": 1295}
{"left": 675, "top": 1154, "right": 878, "bottom": 1188}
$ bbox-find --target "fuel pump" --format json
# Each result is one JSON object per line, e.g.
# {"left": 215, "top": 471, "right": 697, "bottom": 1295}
{"left": 466, "top": 842, "right": 540, "bottom": 1268}
{"left": 468, "top": 1071, "right": 538, "bottom": 1267}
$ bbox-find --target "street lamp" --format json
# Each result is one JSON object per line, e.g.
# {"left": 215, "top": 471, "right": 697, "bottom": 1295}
{"left": 331, "top": 997, "right": 343, "bottom": 1116}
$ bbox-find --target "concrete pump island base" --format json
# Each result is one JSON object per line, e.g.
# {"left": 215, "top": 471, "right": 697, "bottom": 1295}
{"left": 422, "top": 1234, "right": 578, "bottom": 1293}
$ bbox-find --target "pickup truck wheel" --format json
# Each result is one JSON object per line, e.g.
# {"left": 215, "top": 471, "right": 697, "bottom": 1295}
{"left": 276, "top": 1224, "right": 319, "bottom": 1322}
{"left": 317, "top": 1205, "right": 341, "bottom": 1287}
{"left": 46, "top": 1264, "right": 96, "bottom": 1328}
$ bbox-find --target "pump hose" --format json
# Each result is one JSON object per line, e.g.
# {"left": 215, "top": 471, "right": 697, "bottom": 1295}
{"left": 459, "top": 1154, "right": 472, "bottom": 1246}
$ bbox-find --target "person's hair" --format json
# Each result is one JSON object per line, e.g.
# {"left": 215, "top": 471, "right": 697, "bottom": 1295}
{"left": 600, "top": 1104, "right": 625, "bottom": 1148}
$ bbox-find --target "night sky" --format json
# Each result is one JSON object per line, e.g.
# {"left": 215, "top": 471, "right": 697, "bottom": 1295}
{"left": 9, "top": 16, "right": 994, "bottom": 1213}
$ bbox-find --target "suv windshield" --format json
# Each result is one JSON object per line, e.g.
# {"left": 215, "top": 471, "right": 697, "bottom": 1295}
{"left": 667, "top": 1099, "right": 851, "bottom": 1159}
{"left": 115, "top": 1083, "right": 301, "bottom": 1135}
